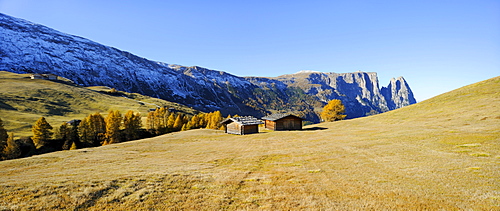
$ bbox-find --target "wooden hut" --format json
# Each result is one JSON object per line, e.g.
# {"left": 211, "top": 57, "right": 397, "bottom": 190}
{"left": 45, "top": 74, "right": 58, "bottom": 80}
{"left": 262, "top": 114, "right": 304, "bottom": 131}
{"left": 30, "top": 73, "right": 58, "bottom": 80}
{"left": 221, "top": 116, "right": 263, "bottom": 135}
{"left": 30, "top": 73, "right": 45, "bottom": 79}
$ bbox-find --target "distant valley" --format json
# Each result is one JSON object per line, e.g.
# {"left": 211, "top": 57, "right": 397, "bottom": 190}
{"left": 0, "top": 13, "right": 416, "bottom": 122}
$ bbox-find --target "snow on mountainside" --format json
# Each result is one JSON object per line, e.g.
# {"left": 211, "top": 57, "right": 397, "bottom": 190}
{"left": 0, "top": 13, "right": 416, "bottom": 122}
{"left": 0, "top": 13, "right": 256, "bottom": 114}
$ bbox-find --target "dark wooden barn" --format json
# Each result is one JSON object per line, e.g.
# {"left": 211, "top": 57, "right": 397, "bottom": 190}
{"left": 262, "top": 114, "right": 304, "bottom": 131}
{"left": 220, "top": 116, "right": 263, "bottom": 135}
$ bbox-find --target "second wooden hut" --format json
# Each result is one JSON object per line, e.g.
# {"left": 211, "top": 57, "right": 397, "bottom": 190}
{"left": 262, "top": 114, "right": 303, "bottom": 131}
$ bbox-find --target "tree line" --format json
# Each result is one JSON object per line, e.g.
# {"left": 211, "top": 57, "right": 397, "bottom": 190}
{"left": 0, "top": 109, "right": 226, "bottom": 161}
{"left": 1, "top": 99, "right": 346, "bottom": 161}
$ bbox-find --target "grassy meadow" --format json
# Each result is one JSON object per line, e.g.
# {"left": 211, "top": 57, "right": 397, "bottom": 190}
{"left": 0, "top": 71, "right": 198, "bottom": 137}
{"left": 0, "top": 76, "right": 499, "bottom": 210}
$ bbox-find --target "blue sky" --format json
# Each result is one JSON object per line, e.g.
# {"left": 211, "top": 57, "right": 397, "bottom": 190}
{"left": 1, "top": 0, "right": 499, "bottom": 101}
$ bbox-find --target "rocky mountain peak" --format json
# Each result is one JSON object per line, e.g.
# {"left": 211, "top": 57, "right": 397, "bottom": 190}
{"left": 0, "top": 13, "right": 417, "bottom": 122}
{"left": 381, "top": 77, "right": 417, "bottom": 110}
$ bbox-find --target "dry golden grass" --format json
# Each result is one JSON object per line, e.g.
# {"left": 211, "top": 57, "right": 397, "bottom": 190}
{"left": 0, "top": 76, "right": 499, "bottom": 210}
{"left": 0, "top": 71, "right": 198, "bottom": 137}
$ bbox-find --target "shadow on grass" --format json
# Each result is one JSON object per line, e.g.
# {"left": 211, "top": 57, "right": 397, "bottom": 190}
{"left": 302, "top": 127, "right": 328, "bottom": 131}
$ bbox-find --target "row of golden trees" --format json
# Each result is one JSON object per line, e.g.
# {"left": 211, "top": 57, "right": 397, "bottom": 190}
{"left": 0, "top": 109, "right": 227, "bottom": 161}
{"left": 145, "top": 108, "right": 224, "bottom": 135}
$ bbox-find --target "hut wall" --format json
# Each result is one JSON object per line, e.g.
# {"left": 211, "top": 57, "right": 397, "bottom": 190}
{"left": 242, "top": 125, "right": 259, "bottom": 135}
{"left": 226, "top": 122, "right": 242, "bottom": 135}
{"left": 275, "top": 116, "right": 302, "bottom": 130}
{"left": 265, "top": 120, "right": 276, "bottom": 130}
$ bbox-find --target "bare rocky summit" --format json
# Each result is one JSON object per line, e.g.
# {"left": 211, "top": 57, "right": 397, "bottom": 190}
{"left": 0, "top": 13, "right": 416, "bottom": 122}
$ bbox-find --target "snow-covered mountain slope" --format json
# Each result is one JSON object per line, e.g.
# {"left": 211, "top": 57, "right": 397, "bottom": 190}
{"left": 0, "top": 13, "right": 416, "bottom": 122}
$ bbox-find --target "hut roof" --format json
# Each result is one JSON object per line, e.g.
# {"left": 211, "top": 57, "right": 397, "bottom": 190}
{"left": 221, "top": 116, "right": 263, "bottom": 125}
{"left": 262, "top": 113, "right": 304, "bottom": 121}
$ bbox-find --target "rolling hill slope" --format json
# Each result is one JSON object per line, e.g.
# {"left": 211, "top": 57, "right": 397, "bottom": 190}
{"left": 0, "top": 71, "right": 198, "bottom": 136}
{"left": 0, "top": 76, "right": 498, "bottom": 210}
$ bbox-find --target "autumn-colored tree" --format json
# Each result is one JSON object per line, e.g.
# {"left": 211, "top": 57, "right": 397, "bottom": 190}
{"left": 2, "top": 133, "right": 20, "bottom": 160}
{"left": 123, "top": 110, "right": 142, "bottom": 141}
{"left": 212, "top": 111, "right": 223, "bottom": 130}
{"left": 197, "top": 113, "right": 206, "bottom": 128}
{"left": 205, "top": 111, "right": 223, "bottom": 130}
{"left": 55, "top": 122, "right": 68, "bottom": 140}
{"left": 173, "top": 114, "right": 184, "bottom": 131}
{"left": 190, "top": 114, "right": 201, "bottom": 129}
{"left": 145, "top": 111, "right": 156, "bottom": 133}
{"left": 0, "top": 118, "right": 8, "bottom": 152}
{"left": 181, "top": 122, "right": 191, "bottom": 131}
{"left": 58, "top": 121, "right": 80, "bottom": 150}
{"left": 79, "top": 113, "right": 106, "bottom": 147}
{"left": 32, "top": 117, "right": 54, "bottom": 148}
{"left": 105, "top": 110, "right": 122, "bottom": 144}
{"left": 70, "top": 141, "right": 78, "bottom": 150}
{"left": 56, "top": 122, "right": 70, "bottom": 150}
{"left": 146, "top": 108, "right": 172, "bottom": 135}
{"left": 153, "top": 108, "right": 165, "bottom": 134}
{"left": 167, "top": 113, "right": 176, "bottom": 131}
{"left": 320, "top": 99, "right": 347, "bottom": 122}
{"left": 78, "top": 117, "right": 92, "bottom": 146}
{"left": 67, "top": 121, "right": 80, "bottom": 149}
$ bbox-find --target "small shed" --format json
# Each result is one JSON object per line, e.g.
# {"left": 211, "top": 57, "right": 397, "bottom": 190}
{"left": 262, "top": 114, "right": 304, "bottom": 131}
{"left": 30, "top": 73, "right": 45, "bottom": 79}
{"left": 45, "top": 74, "right": 58, "bottom": 80}
{"left": 30, "top": 73, "right": 58, "bottom": 80}
{"left": 221, "top": 116, "right": 263, "bottom": 135}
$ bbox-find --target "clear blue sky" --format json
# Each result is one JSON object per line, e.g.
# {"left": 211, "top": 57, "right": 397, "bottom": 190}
{"left": 1, "top": 0, "right": 499, "bottom": 101}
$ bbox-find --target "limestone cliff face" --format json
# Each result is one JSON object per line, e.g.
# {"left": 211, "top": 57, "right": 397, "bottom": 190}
{"left": 381, "top": 77, "right": 417, "bottom": 110}
{"left": 262, "top": 71, "right": 416, "bottom": 118}
{"left": 0, "top": 13, "right": 417, "bottom": 122}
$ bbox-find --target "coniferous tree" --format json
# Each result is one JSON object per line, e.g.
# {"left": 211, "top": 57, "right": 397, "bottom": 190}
{"left": 79, "top": 113, "right": 106, "bottom": 147}
{"left": 153, "top": 108, "right": 163, "bottom": 134}
{"left": 2, "top": 133, "right": 20, "bottom": 160}
{"left": 67, "top": 121, "right": 80, "bottom": 149}
{"left": 199, "top": 113, "right": 207, "bottom": 128}
{"left": 78, "top": 117, "right": 92, "bottom": 146}
{"left": 55, "top": 122, "right": 69, "bottom": 140}
{"left": 173, "top": 114, "right": 184, "bottom": 131}
{"left": 58, "top": 122, "right": 80, "bottom": 150}
{"left": 204, "top": 112, "right": 213, "bottom": 129}
{"left": 182, "top": 122, "right": 192, "bottom": 131}
{"left": 56, "top": 122, "right": 71, "bottom": 150}
{"left": 167, "top": 113, "right": 175, "bottom": 131}
{"left": 320, "top": 99, "right": 347, "bottom": 122}
{"left": 158, "top": 108, "right": 169, "bottom": 134}
{"left": 123, "top": 110, "right": 142, "bottom": 141}
{"left": 105, "top": 110, "right": 122, "bottom": 144}
{"left": 0, "top": 118, "right": 8, "bottom": 152}
{"left": 190, "top": 115, "right": 200, "bottom": 129}
{"left": 70, "top": 141, "right": 78, "bottom": 150}
{"left": 32, "top": 117, "right": 53, "bottom": 148}
{"left": 146, "top": 111, "right": 155, "bottom": 133}
{"left": 212, "top": 111, "right": 223, "bottom": 130}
